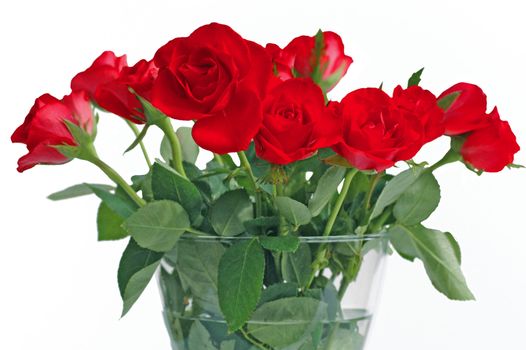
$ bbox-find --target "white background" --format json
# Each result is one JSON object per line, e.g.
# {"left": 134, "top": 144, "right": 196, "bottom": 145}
{"left": 1, "top": 0, "right": 525, "bottom": 349}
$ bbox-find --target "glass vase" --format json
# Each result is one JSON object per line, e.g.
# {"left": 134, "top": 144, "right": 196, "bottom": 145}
{"left": 158, "top": 234, "right": 387, "bottom": 350}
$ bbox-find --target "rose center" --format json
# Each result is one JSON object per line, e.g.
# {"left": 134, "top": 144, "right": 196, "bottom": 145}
{"left": 277, "top": 105, "right": 303, "bottom": 123}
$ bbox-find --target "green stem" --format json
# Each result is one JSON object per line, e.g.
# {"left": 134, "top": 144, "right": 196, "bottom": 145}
{"left": 324, "top": 321, "right": 341, "bottom": 349}
{"left": 237, "top": 151, "right": 262, "bottom": 217}
{"left": 322, "top": 168, "right": 358, "bottom": 237}
{"left": 185, "top": 227, "right": 209, "bottom": 236}
{"left": 214, "top": 153, "right": 225, "bottom": 166}
{"left": 89, "top": 157, "right": 146, "bottom": 207}
{"left": 427, "top": 149, "right": 461, "bottom": 172}
{"left": 274, "top": 182, "right": 288, "bottom": 235}
{"left": 276, "top": 183, "right": 284, "bottom": 196}
{"left": 369, "top": 208, "right": 392, "bottom": 234}
{"left": 306, "top": 168, "right": 358, "bottom": 288}
{"left": 157, "top": 118, "right": 187, "bottom": 178}
{"left": 365, "top": 172, "right": 382, "bottom": 211}
{"left": 237, "top": 151, "right": 257, "bottom": 187}
{"left": 337, "top": 254, "right": 363, "bottom": 300}
{"left": 240, "top": 328, "right": 269, "bottom": 350}
{"left": 125, "top": 120, "right": 152, "bottom": 168}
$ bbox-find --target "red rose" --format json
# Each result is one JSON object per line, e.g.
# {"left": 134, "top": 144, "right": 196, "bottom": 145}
{"left": 332, "top": 86, "right": 444, "bottom": 171}
{"left": 151, "top": 22, "right": 272, "bottom": 154}
{"left": 11, "top": 91, "right": 93, "bottom": 172}
{"left": 265, "top": 43, "right": 295, "bottom": 81}
{"left": 94, "top": 59, "right": 158, "bottom": 123}
{"left": 461, "top": 108, "right": 520, "bottom": 172}
{"left": 438, "top": 82, "right": 488, "bottom": 135}
{"left": 266, "top": 31, "right": 352, "bottom": 92}
{"left": 392, "top": 85, "right": 444, "bottom": 142}
{"left": 255, "top": 78, "right": 340, "bottom": 164}
{"left": 71, "top": 51, "right": 128, "bottom": 97}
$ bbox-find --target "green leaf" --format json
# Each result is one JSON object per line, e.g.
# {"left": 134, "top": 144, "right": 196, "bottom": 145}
{"left": 258, "top": 282, "right": 299, "bottom": 306}
{"left": 160, "top": 127, "right": 199, "bottom": 164}
{"left": 260, "top": 235, "right": 300, "bottom": 253}
{"left": 47, "top": 183, "right": 114, "bottom": 201}
{"left": 321, "top": 327, "right": 365, "bottom": 350}
{"left": 437, "top": 91, "right": 461, "bottom": 111}
{"left": 97, "top": 202, "right": 128, "bottom": 241}
{"left": 247, "top": 297, "right": 328, "bottom": 348}
{"left": 158, "top": 268, "right": 185, "bottom": 314}
{"left": 407, "top": 67, "right": 424, "bottom": 87}
{"left": 305, "top": 281, "right": 341, "bottom": 320}
{"left": 210, "top": 190, "right": 253, "bottom": 236}
{"left": 123, "top": 200, "right": 190, "bottom": 252}
{"left": 369, "top": 167, "right": 423, "bottom": 222}
{"left": 388, "top": 224, "right": 475, "bottom": 300}
{"left": 118, "top": 239, "right": 163, "bottom": 316}
{"left": 177, "top": 127, "right": 199, "bottom": 163}
{"left": 393, "top": 172, "right": 441, "bottom": 225}
{"left": 131, "top": 172, "right": 154, "bottom": 202}
{"left": 160, "top": 135, "right": 172, "bottom": 163}
{"left": 219, "top": 340, "right": 236, "bottom": 350}
{"left": 282, "top": 243, "right": 312, "bottom": 288}
{"left": 389, "top": 228, "right": 418, "bottom": 261}
{"left": 244, "top": 216, "right": 280, "bottom": 235}
{"left": 88, "top": 184, "right": 138, "bottom": 218}
{"left": 151, "top": 161, "right": 203, "bottom": 222}
{"left": 187, "top": 321, "right": 216, "bottom": 350}
{"left": 176, "top": 239, "right": 225, "bottom": 314}
{"left": 218, "top": 238, "right": 265, "bottom": 332}
{"left": 309, "top": 166, "right": 346, "bottom": 216}
{"left": 322, "top": 282, "right": 341, "bottom": 320}
{"left": 275, "top": 197, "right": 312, "bottom": 227}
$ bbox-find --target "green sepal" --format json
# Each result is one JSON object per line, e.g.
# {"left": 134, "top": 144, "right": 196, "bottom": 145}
{"left": 130, "top": 88, "right": 167, "bottom": 126}
{"left": 407, "top": 67, "right": 424, "bottom": 87}
{"left": 311, "top": 29, "right": 325, "bottom": 84}
{"left": 437, "top": 91, "right": 461, "bottom": 111}
{"left": 54, "top": 120, "right": 97, "bottom": 161}
{"left": 124, "top": 124, "right": 150, "bottom": 154}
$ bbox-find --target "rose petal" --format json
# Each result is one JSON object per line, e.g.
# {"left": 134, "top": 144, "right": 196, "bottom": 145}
{"left": 192, "top": 88, "right": 262, "bottom": 154}
{"left": 16, "top": 143, "right": 70, "bottom": 172}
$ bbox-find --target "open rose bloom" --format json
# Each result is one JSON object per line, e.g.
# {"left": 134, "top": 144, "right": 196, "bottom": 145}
{"left": 11, "top": 23, "right": 521, "bottom": 350}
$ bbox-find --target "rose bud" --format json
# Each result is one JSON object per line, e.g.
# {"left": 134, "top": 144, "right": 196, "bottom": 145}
{"left": 71, "top": 51, "right": 128, "bottom": 98}
{"left": 266, "top": 31, "right": 353, "bottom": 92}
{"left": 94, "top": 59, "right": 158, "bottom": 123}
{"left": 11, "top": 91, "right": 93, "bottom": 172}
{"left": 438, "top": 82, "right": 488, "bottom": 135}
{"left": 460, "top": 108, "right": 520, "bottom": 172}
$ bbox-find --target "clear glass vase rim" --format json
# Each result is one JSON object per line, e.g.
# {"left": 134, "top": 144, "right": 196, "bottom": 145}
{"left": 180, "top": 232, "right": 387, "bottom": 243}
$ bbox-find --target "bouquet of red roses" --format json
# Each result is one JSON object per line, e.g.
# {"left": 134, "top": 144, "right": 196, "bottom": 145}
{"left": 12, "top": 23, "right": 520, "bottom": 350}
